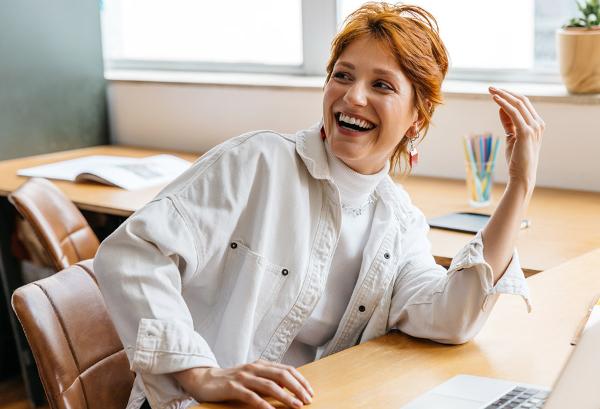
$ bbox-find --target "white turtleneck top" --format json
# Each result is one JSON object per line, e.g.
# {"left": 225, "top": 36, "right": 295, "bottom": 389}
{"left": 282, "top": 140, "right": 390, "bottom": 367}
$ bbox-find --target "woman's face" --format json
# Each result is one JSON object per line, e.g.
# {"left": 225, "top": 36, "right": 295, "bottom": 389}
{"left": 323, "top": 36, "right": 418, "bottom": 174}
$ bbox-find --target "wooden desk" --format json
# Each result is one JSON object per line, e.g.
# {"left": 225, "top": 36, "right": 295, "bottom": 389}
{"left": 195, "top": 249, "right": 600, "bottom": 409}
{"left": 0, "top": 145, "right": 598, "bottom": 273}
{"left": 399, "top": 176, "right": 600, "bottom": 274}
{"left": 0, "top": 145, "right": 198, "bottom": 217}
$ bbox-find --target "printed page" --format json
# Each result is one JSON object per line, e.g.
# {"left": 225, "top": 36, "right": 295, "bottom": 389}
{"left": 17, "top": 156, "right": 138, "bottom": 181}
{"left": 79, "top": 155, "right": 191, "bottom": 190}
{"left": 18, "top": 154, "right": 192, "bottom": 190}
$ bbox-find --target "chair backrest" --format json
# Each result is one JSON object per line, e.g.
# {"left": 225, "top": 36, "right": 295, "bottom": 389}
{"left": 11, "top": 260, "right": 134, "bottom": 409}
{"left": 8, "top": 177, "right": 100, "bottom": 270}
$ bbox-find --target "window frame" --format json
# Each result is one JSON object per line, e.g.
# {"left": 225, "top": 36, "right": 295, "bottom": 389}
{"left": 447, "top": 68, "right": 561, "bottom": 84}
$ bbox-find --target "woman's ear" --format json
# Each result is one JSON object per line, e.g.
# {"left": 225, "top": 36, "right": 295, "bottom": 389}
{"left": 413, "top": 100, "right": 432, "bottom": 130}
{"left": 413, "top": 101, "right": 433, "bottom": 122}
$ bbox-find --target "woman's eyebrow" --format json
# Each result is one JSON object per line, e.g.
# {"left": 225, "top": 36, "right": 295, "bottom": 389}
{"left": 336, "top": 61, "right": 355, "bottom": 70}
{"left": 373, "top": 68, "right": 398, "bottom": 78}
{"left": 336, "top": 61, "right": 400, "bottom": 81}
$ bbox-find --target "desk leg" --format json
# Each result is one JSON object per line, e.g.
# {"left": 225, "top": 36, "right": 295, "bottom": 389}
{"left": 0, "top": 198, "right": 46, "bottom": 406}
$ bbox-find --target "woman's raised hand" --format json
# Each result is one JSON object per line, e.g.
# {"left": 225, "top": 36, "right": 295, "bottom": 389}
{"left": 488, "top": 87, "right": 545, "bottom": 194}
{"left": 172, "top": 359, "right": 314, "bottom": 409}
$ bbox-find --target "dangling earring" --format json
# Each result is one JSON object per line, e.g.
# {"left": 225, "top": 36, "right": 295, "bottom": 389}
{"left": 408, "top": 127, "right": 419, "bottom": 167}
{"left": 409, "top": 138, "right": 418, "bottom": 167}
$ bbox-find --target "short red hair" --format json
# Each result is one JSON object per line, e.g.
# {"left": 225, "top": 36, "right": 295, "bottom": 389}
{"left": 325, "top": 2, "right": 449, "bottom": 173}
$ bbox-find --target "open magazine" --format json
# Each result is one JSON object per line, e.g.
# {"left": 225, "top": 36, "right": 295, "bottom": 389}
{"left": 17, "top": 154, "right": 192, "bottom": 190}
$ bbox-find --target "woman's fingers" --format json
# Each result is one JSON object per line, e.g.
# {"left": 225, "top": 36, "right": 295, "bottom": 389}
{"left": 227, "top": 381, "right": 276, "bottom": 409}
{"left": 268, "top": 362, "right": 314, "bottom": 398}
{"left": 240, "top": 373, "right": 305, "bottom": 409}
{"left": 250, "top": 362, "right": 312, "bottom": 404}
{"left": 497, "top": 106, "right": 516, "bottom": 135}
{"left": 489, "top": 87, "right": 536, "bottom": 128}
{"left": 490, "top": 92, "right": 529, "bottom": 134}
{"left": 498, "top": 88, "right": 545, "bottom": 128}
{"left": 489, "top": 87, "right": 545, "bottom": 139}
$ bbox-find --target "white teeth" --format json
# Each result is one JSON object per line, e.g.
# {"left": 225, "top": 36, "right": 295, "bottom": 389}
{"left": 338, "top": 113, "right": 374, "bottom": 130}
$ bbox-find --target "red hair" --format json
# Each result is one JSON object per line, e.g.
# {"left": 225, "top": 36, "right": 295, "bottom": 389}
{"left": 325, "top": 2, "right": 449, "bottom": 173}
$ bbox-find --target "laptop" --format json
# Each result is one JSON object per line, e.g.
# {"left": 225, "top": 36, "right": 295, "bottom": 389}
{"left": 401, "top": 318, "right": 600, "bottom": 409}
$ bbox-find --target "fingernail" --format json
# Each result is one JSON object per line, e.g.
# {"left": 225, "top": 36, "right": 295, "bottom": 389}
{"left": 304, "top": 392, "right": 312, "bottom": 403}
{"left": 293, "top": 398, "right": 303, "bottom": 408}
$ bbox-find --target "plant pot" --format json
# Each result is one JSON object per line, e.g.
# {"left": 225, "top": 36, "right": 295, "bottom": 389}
{"left": 556, "top": 27, "right": 600, "bottom": 94}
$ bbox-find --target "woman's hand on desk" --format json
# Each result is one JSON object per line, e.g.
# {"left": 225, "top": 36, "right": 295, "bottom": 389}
{"left": 172, "top": 359, "right": 314, "bottom": 409}
{"left": 489, "top": 87, "right": 545, "bottom": 194}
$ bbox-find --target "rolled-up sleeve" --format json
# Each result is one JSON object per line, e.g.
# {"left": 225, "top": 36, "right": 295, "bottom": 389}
{"left": 94, "top": 196, "right": 219, "bottom": 373}
{"left": 134, "top": 318, "right": 218, "bottom": 374}
{"left": 389, "top": 206, "right": 530, "bottom": 344}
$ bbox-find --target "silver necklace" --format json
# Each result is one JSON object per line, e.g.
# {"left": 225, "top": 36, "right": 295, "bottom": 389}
{"left": 341, "top": 193, "right": 377, "bottom": 217}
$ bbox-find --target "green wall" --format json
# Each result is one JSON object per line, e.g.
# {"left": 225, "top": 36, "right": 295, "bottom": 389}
{"left": 0, "top": 0, "right": 108, "bottom": 160}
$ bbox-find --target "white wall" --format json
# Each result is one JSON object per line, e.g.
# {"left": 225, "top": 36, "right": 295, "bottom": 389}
{"left": 107, "top": 81, "right": 600, "bottom": 191}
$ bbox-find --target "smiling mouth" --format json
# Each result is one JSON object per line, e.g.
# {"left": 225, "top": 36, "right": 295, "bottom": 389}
{"left": 335, "top": 112, "right": 376, "bottom": 132}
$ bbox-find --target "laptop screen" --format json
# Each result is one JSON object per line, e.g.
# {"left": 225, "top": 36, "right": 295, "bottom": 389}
{"left": 544, "top": 319, "right": 600, "bottom": 409}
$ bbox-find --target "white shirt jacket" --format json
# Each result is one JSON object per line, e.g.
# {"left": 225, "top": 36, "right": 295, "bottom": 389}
{"left": 94, "top": 124, "right": 531, "bottom": 409}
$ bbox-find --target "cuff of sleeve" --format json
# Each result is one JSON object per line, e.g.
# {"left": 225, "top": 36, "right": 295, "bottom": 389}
{"left": 160, "top": 397, "right": 199, "bottom": 409}
{"left": 449, "top": 230, "right": 532, "bottom": 313}
{"left": 131, "top": 318, "right": 219, "bottom": 374}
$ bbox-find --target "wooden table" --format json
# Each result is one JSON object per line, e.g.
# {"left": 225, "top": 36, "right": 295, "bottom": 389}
{"left": 194, "top": 249, "right": 600, "bottom": 409}
{"left": 398, "top": 176, "right": 600, "bottom": 275}
{"left": 0, "top": 145, "right": 198, "bottom": 217}
{"left": 0, "top": 145, "right": 598, "bottom": 273}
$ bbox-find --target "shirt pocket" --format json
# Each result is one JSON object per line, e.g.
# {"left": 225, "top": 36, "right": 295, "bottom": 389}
{"left": 224, "top": 240, "right": 290, "bottom": 327}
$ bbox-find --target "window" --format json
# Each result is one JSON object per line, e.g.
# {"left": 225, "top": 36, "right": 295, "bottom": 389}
{"left": 103, "top": 0, "right": 303, "bottom": 65}
{"left": 101, "top": 0, "right": 339, "bottom": 75}
{"left": 339, "top": 0, "right": 579, "bottom": 82}
{"left": 102, "top": 0, "right": 578, "bottom": 82}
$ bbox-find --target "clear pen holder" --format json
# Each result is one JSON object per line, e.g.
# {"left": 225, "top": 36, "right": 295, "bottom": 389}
{"left": 465, "top": 160, "right": 493, "bottom": 208}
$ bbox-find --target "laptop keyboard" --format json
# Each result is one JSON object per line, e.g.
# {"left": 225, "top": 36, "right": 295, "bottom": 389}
{"left": 484, "top": 386, "right": 550, "bottom": 408}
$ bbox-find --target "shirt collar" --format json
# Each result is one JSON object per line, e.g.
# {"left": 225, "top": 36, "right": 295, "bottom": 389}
{"left": 294, "top": 121, "right": 412, "bottom": 231}
{"left": 294, "top": 121, "right": 331, "bottom": 181}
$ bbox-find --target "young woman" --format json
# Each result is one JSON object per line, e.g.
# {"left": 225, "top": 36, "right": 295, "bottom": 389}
{"left": 94, "top": 3, "right": 544, "bottom": 409}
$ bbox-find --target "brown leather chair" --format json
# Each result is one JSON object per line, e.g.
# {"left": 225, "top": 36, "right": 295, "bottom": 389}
{"left": 8, "top": 177, "right": 100, "bottom": 270}
{"left": 11, "top": 260, "right": 135, "bottom": 409}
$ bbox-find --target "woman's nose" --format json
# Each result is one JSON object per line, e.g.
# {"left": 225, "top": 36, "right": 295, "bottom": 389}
{"left": 343, "top": 82, "right": 368, "bottom": 106}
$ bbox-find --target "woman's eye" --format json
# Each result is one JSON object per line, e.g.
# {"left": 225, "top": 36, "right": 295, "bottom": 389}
{"left": 374, "top": 81, "right": 394, "bottom": 91}
{"left": 333, "top": 71, "right": 351, "bottom": 81}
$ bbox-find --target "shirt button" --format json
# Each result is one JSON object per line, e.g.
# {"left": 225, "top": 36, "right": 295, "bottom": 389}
{"left": 281, "top": 269, "right": 289, "bottom": 276}
{"left": 384, "top": 252, "right": 391, "bottom": 259}
{"left": 358, "top": 305, "right": 366, "bottom": 312}
{"left": 230, "top": 242, "right": 237, "bottom": 249}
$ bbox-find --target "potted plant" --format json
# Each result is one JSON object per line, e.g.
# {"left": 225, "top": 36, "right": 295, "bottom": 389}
{"left": 556, "top": 0, "right": 600, "bottom": 93}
